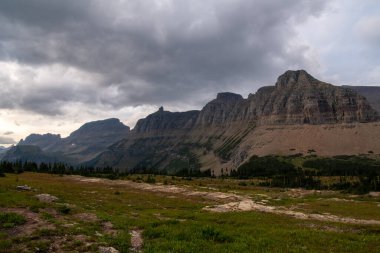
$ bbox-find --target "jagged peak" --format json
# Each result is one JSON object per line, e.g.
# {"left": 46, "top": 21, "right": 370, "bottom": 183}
{"left": 276, "top": 70, "right": 318, "bottom": 87}
{"left": 216, "top": 92, "right": 243, "bottom": 100}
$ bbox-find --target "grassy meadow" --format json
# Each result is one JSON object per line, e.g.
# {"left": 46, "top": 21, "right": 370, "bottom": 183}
{"left": 0, "top": 172, "right": 379, "bottom": 252}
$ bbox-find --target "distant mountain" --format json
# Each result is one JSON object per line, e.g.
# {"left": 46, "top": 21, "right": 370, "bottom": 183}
{"left": 19, "top": 133, "right": 61, "bottom": 150}
{"left": 3, "top": 118, "right": 130, "bottom": 164}
{"left": 344, "top": 86, "right": 380, "bottom": 113}
{"left": 1, "top": 145, "right": 60, "bottom": 163}
{"left": 0, "top": 146, "right": 10, "bottom": 160}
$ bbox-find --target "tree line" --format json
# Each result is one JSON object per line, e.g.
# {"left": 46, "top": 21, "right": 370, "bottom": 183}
{"left": 231, "top": 155, "right": 380, "bottom": 193}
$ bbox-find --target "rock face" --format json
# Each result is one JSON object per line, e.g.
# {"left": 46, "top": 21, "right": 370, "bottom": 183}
{"left": 134, "top": 107, "right": 199, "bottom": 134}
{"left": 194, "top": 70, "right": 378, "bottom": 126}
{"left": 195, "top": 92, "right": 244, "bottom": 127}
{"left": 246, "top": 70, "right": 378, "bottom": 125}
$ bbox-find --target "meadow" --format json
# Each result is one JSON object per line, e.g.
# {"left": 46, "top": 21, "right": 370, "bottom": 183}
{"left": 0, "top": 172, "right": 379, "bottom": 252}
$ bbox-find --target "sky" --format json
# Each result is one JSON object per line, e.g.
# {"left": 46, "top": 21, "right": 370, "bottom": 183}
{"left": 0, "top": 0, "right": 379, "bottom": 145}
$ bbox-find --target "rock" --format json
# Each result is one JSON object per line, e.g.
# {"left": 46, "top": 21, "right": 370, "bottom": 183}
{"left": 98, "top": 246, "right": 119, "bottom": 253}
{"left": 35, "top": 194, "right": 58, "bottom": 203}
{"left": 16, "top": 185, "right": 32, "bottom": 191}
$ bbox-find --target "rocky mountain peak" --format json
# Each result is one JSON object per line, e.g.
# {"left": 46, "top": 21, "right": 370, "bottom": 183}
{"left": 275, "top": 70, "right": 318, "bottom": 88}
{"left": 68, "top": 118, "right": 130, "bottom": 139}
{"left": 216, "top": 92, "right": 243, "bottom": 101}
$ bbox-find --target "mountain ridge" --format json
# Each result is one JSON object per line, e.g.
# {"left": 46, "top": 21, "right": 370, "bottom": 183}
{"left": 3, "top": 70, "right": 380, "bottom": 175}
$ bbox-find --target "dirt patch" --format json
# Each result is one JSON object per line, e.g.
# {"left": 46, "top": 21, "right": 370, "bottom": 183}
{"left": 130, "top": 229, "right": 143, "bottom": 252}
{"left": 73, "top": 212, "right": 99, "bottom": 222}
{"left": 0, "top": 207, "right": 56, "bottom": 236}
{"left": 73, "top": 175, "right": 242, "bottom": 203}
{"left": 102, "top": 221, "right": 118, "bottom": 236}
{"left": 203, "top": 200, "right": 380, "bottom": 225}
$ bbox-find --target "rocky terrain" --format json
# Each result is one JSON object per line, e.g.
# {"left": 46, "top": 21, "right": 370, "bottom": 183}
{"left": 3, "top": 70, "right": 380, "bottom": 175}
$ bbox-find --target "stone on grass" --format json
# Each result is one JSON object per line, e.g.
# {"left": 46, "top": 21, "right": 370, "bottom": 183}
{"left": 35, "top": 194, "right": 58, "bottom": 203}
{"left": 98, "top": 246, "right": 119, "bottom": 253}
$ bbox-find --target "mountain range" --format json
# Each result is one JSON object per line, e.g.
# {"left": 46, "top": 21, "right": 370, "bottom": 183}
{"left": 2, "top": 70, "right": 380, "bottom": 175}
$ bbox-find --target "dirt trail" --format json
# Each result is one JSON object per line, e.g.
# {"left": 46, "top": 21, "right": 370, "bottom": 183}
{"left": 203, "top": 200, "right": 380, "bottom": 225}
{"left": 71, "top": 176, "right": 380, "bottom": 226}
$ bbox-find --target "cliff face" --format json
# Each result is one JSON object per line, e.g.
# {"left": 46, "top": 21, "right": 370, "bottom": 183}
{"left": 195, "top": 92, "right": 244, "bottom": 127}
{"left": 193, "top": 70, "right": 378, "bottom": 127}
{"left": 245, "top": 70, "right": 378, "bottom": 125}
{"left": 134, "top": 107, "right": 199, "bottom": 134}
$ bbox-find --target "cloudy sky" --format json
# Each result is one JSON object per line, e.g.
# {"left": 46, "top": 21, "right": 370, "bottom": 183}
{"left": 0, "top": 0, "right": 379, "bottom": 145}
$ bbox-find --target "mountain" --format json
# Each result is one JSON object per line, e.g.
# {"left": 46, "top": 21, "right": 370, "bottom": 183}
{"left": 3, "top": 118, "right": 130, "bottom": 164}
{"left": 1, "top": 145, "right": 60, "bottom": 163}
{"left": 19, "top": 134, "right": 61, "bottom": 150}
{"left": 0, "top": 146, "right": 10, "bottom": 160}
{"left": 344, "top": 86, "right": 380, "bottom": 113}
{"left": 91, "top": 70, "right": 380, "bottom": 175}
{"left": 4, "top": 70, "right": 379, "bottom": 175}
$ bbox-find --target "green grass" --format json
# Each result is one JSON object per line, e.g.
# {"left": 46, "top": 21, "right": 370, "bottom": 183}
{"left": 0, "top": 172, "right": 379, "bottom": 252}
{"left": 0, "top": 212, "right": 26, "bottom": 228}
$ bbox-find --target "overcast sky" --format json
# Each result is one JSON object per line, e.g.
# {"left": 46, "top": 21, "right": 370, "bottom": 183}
{"left": 0, "top": 0, "right": 379, "bottom": 145}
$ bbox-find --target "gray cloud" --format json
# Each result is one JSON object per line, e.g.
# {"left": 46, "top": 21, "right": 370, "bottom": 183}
{"left": 0, "top": 0, "right": 328, "bottom": 115}
{"left": 3, "top": 131, "right": 13, "bottom": 135}
{"left": 0, "top": 136, "right": 16, "bottom": 144}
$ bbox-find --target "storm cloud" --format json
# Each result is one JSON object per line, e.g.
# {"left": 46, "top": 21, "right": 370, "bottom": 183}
{"left": 0, "top": 0, "right": 379, "bottom": 141}
{"left": 0, "top": 0, "right": 329, "bottom": 114}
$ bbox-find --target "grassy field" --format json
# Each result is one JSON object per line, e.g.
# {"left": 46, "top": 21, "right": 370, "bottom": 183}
{"left": 0, "top": 172, "right": 379, "bottom": 252}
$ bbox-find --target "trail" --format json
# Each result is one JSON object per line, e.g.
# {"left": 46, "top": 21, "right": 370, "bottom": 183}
{"left": 71, "top": 176, "right": 380, "bottom": 226}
